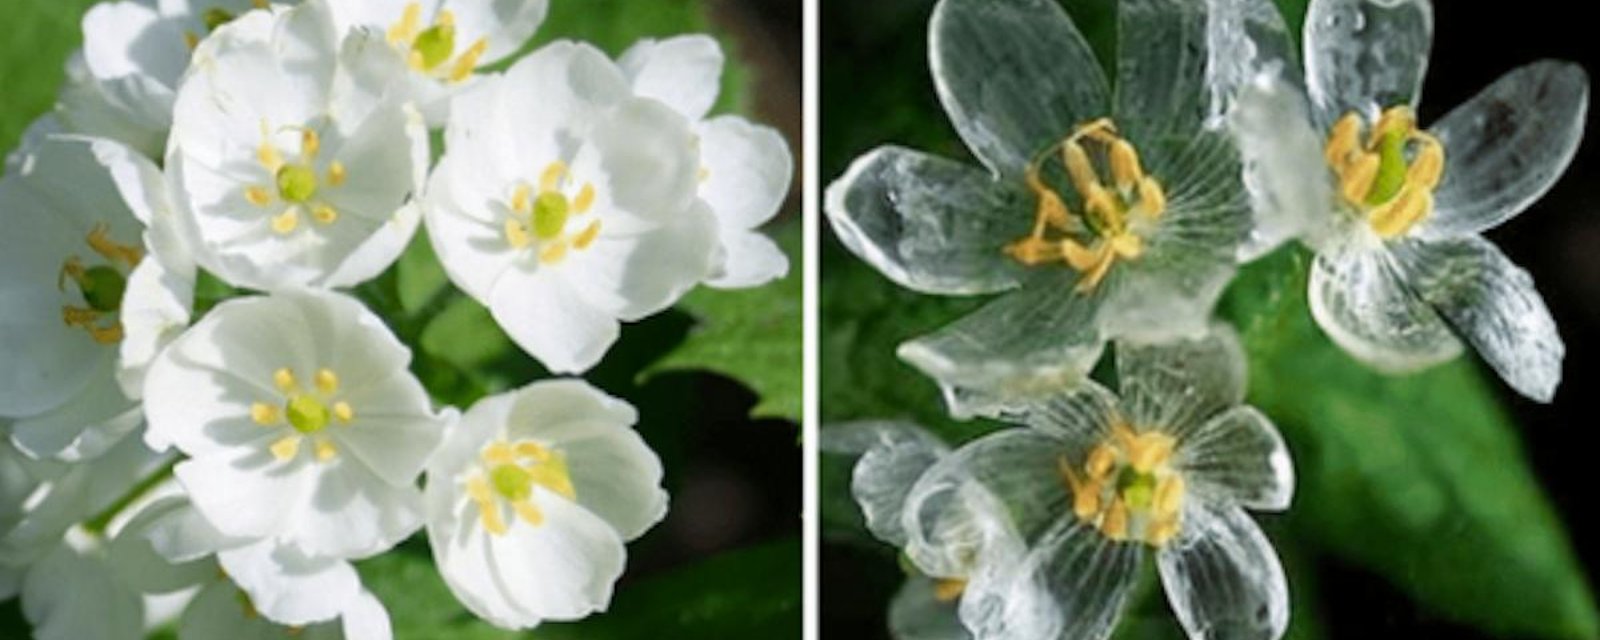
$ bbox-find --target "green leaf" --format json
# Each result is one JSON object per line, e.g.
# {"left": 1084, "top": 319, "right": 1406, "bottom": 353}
{"left": 1220, "top": 248, "right": 1599, "bottom": 640}
{"left": 0, "top": 0, "right": 99, "bottom": 158}
{"left": 645, "top": 223, "right": 802, "bottom": 421}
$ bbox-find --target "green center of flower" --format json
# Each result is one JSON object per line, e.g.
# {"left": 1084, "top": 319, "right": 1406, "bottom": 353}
{"left": 251, "top": 368, "right": 355, "bottom": 463}
{"left": 276, "top": 164, "right": 319, "bottom": 203}
{"left": 1059, "top": 423, "right": 1186, "bottom": 547}
{"left": 58, "top": 223, "right": 143, "bottom": 345}
{"left": 286, "top": 395, "right": 330, "bottom": 434}
{"left": 532, "top": 192, "right": 571, "bottom": 240}
{"left": 1325, "top": 106, "right": 1445, "bottom": 239}
{"left": 386, "top": 2, "right": 487, "bottom": 83}
{"left": 502, "top": 161, "right": 603, "bottom": 264}
{"left": 467, "top": 440, "right": 579, "bottom": 536}
{"left": 1004, "top": 117, "right": 1167, "bottom": 293}
{"left": 489, "top": 464, "right": 534, "bottom": 502}
{"left": 78, "top": 265, "right": 127, "bottom": 313}
{"left": 412, "top": 23, "right": 456, "bottom": 70}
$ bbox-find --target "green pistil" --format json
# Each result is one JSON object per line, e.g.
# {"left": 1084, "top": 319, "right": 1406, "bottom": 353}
{"left": 1366, "top": 130, "right": 1409, "bottom": 206}
{"left": 276, "top": 164, "right": 318, "bottom": 203}
{"left": 490, "top": 464, "right": 533, "bottom": 502}
{"left": 78, "top": 265, "right": 127, "bottom": 312}
{"left": 286, "top": 395, "right": 329, "bottom": 434}
{"left": 412, "top": 24, "right": 456, "bottom": 70}
{"left": 1117, "top": 468, "right": 1157, "bottom": 510}
{"left": 532, "top": 192, "right": 570, "bottom": 239}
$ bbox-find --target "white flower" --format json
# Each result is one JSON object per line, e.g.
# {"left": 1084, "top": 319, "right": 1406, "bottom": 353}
{"left": 328, "top": 0, "right": 549, "bottom": 124}
{"left": 899, "top": 328, "right": 1295, "bottom": 640}
{"left": 0, "top": 135, "right": 161, "bottom": 461}
{"left": 141, "top": 288, "right": 446, "bottom": 623}
{"left": 1228, "top": 0, "right": 1584, "bottom": 401}
{"left": 618, "top": 35, "right": 794, "bottom": 289}
{"left": 824, "top": 0, "right": 1255, "bottom": 419}
{"left": 0, "top": 433, "right": 169, "bottom": 568}
{"left": 424, "top": 379, "right": 667, "bottom": 630}
{"left": 167, "top": 0, "right": 428, "bottom": 292}
{"left": 424, "top": 41, "right": 718, "bottom": 373}
{"left": 179, "top": 578, "right": 392, "bottom": 640}
{"left": 58, "top": 0, "right": 282, "bottom": 158}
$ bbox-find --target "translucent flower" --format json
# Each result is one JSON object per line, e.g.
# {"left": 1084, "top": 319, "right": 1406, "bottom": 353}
{"left": 141, "top": 289, "right": 446, "bottom": 622}
{"left": 824, "top": 0, "right": 1253, "bottom": 418}
{"left": 167, "top": 1, "right": 428, "bottom": 292}
{"left": 58, "top": 0, "right": 280, "bottom": 158}
{"left": 618, "top": 35, "right": 794, "bottom": 289}
{"left": 0, "top": 136, "right": 163, "bottom": 461}
{"left": 424, "top": 379, "right": 666, "bottom": 629}
{"left": 1228, "top": 0, "right": 1585, "bottom": 401}
{"left": 424, "top": 41, "right": 718, "bottom": 373}
{"left": 328, "top": 0, "right": 549, "bottom": 124}
{"left": 897, "top": 329, "right": 1295, "bottom": 640}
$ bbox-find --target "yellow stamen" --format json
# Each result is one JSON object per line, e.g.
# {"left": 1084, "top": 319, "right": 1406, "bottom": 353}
{"left": 539, "top": 239, "right": 569, "bottom": 264}
{"left": 1325, "top": 106, "right": 1448, "bottom": 239}
{"left": 274, "top": 368, "right": 297, "bottom": 393}
{"left": 1368, "top": 186, "right": 1433, "bottom": 239}
{"left": 300, "top": 129, "right": 320, "bottom": 160}
{"left": 573, "top": 221, "right": 602, "bottom": 250}
{"left": 312, "top": 204, "right": 338, "bottom": 225}
{"left": 245, "top": 186, "right": 273, "bottom": 206}
{"left": 504, "top": 219, "right": 532, "bottom": 249}
{"left": 511, "top": 500, "right": 544, "bottom": 526}
{"left": 314, "top": 439, "right": 338, "bottom": 462}
{"left": 327, "top": 161, "right": 346, "bottom": 187}
{"left": 88, "top": 324, "right": 124, "bottom": 344}
{"left": 539, "top": 162, "right": 566, "bottom": 193}
{"left": 1061, "top": 140, "right": 1099, "bottom": 197}
{"left": 514, "top": 442, "right": 553, "bottom": 461}
{"left": 314, "top": 369, "right": 339, "bottom": 394}
{"left": 573, "top": 184, "right": 596, "bottom": 214}
{"left": 1136, "top": 177, "right": 1166, "bottom": 218}
{"left": 270, "top": 435, "right": 301, "bottom": 461}
{"left": 933, "top": 579, "right": 968, "bottom": 603}
{"left": 388, "top": 2, "right": 422, "bottom": 45}
{"left": 511, "top": 184, "right": 532, "bottom": 215}
{"left": 251, "top": 403, "right": 281, "bottom": 425}
{"left": 466, "top": 476, "right": 508, "bottom": 535}
{"left": 333, "top": 402, "right": 354, "bottom": 424}
{"left": 87, "top": 223, "right": 143, "bottom": 267}
{"left": 270, "top": 208, "right": 300, "bottom": 234}
{"left": 1154, "top": 475, "right": 1185, "bottom": 517}
{"left": 1101, "top": 498, "right": 1130, "bottom": 541}
{"left": 450, "top": 38, "right": 488, "bottom": 83}
{"left": 482, "top": 442, "right": 516, "bottom": 465}
{"left": 184, "top": 31, "right": 199, "bottom": 50}
{"left": 1339, "top": 152, "right": 1380, "bottom": 205}
{"left": 1108, "top": 139, "right": 1143, "bottom": 192}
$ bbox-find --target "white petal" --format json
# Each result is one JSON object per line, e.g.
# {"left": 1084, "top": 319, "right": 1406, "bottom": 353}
{"left": 1158, "top": 505, "right": 1289, "bottom": 640}
{"left": 824, "top": 146, "right": 1032, "bottom": 296}
{"left": 561, "top": 199, "right": 718, "bottom": 321}
{"left": 489, "top": 270, "right": 621, "bottom": 374}
{"left": 1422, "top": 61, "right": 1589, "bottom": 239}
{"left": 1303, "top": 0, "right": 1433, "bottom": 125}
{"left": 820, "top": 421, "right": 950, "bottom": 548}
{"left": 175, "top": 456, "right": 315, "bottom": 541}
{"left": 144, "top": 500, "right": 243, "bottom": 564}
{"left": 21, "top": 541, "right": 145, "bottom": 640}
{"left": 217, "top": 540, "right": 362, "bottom": 626}
{"left": 117, "top": 257, "right": 194, "bottom": 399}
{"left": 1228, "top": 70, "right": 1335, "bottom": 260}
{"left": 1176, "top": 406, "right": 1295, "bottom": 511}
{"left": 106, "top": 497, "right": 216, "bottom": 594}
{"left": 1395, "top": 236, "right": 1564, "bottom": 402}
{"left": 618, "top": 35, "right": 724, "bottom": 121}
{"left": 331, "top": 373, "right": 444, "bottom": 488}
{"left": 982, "top": 517, "right": 1139, "bottom": 640}
{"left": 589, "top": 97, "right": 701, "bottom": 222}
{"left": 441, "top": 0, "right": 550, "bottom": 65}
{"left": 179, "top": 580, "right": 305, "bottom": 640}
{"left": 277, "top": 461, "right": 424, "bottom": 560}
{"left": 897, "top": 286, "right": 1104, "bottom": 420}
{"left": 80, "top": 1, "right": 188, "bottom": 86}
{"left": 1115, "top": 327, "right": 1248, "bottom": 439}
{"left": 495, "top": 41, "right": 632, "bottom": 173}
{"left": 697, "top": 116, "right": 791, "bottom": 231}
{"left": 10, "top": 355, "right": 141, "bottom": 462}
{"left": 706, "top": 229, "right": 788, "bottom": 290}
{"left": 1307, "top": 237, "right": 1462, "bottom": 372}
{"left": 1115, "top": 0, "right": 1212, "bottom": 143}
{"left": 930, "top": 0, "right": 1111, "bottom": 177}
{"left": 423, "top": 154, "right": 522, "bottom": 301}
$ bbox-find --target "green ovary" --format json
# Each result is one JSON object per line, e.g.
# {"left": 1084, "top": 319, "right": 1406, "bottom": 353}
{"left": 286, "top": 395, "right": 330, "bottom": 434}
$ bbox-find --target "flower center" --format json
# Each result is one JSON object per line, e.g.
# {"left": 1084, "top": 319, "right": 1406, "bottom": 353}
{"left": 1058, "top": 423, "right": 1186, "bottom": 547}
{"left": 1005, "top": 118, "right": 1168, "bottom": 292}
{"left": 1324, "top": 106, "right": 1445, "bottom": 239}
{"left": 243, "top": 123, "right": 347, "bottom": 235}
{"left": 58, "top": 223, "right": 143, "bottom": 344}
{"left": 502, "top": 161, "right": 603, "bottom": 265}
{"left": 465, "top": 440, "right": 577, "bottom": 536}
{"left": 250, "top": 367, "right": 355, "bottom": 463}
{"left": 386, "top": 2, "right": 487, "bottom": 83}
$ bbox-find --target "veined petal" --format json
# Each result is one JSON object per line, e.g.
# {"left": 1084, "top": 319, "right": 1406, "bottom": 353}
{"left": 889, "top": 575, "right": 973, "bottom": 640}
{"left": 897, "top": 285, "right": 1104, "bottom": 420}
{"left": 1158, "top": 504, "right": 1288, "bottom": 640}
{"left": 1013, "top": 381, "right": 1122, "bottom": 450}
{"left": 1228, "top": 70, "right": 1335, "bottom": 260}
{"left": 1116, "top": 327, "right": 1247, "bottom": 439}
{"left": 617, "top": 35, "right": 724, "bottom": 121}
{"left": 1176, "top": 406, "right": 1294, "bottom": 511}
{"left": 1395, "top": 236, "right": 1564, "bottom": 402}
{"left": 825, "top": 146, "right": 1031, "bottom": 296}
{"left": 930, "top": 0, "right": 1111, "bottom": 178}
{"left": 820, "top": 421, "right": 951, "bottom": 547}
{"left": 1009, "top": 517, "right": 1140, "bottom": 640}
{"left": 1115, "top": 0, "right": 1212, "bottom": 144}
{"left": 1307, "top": 237, "right": 1462, "bottom": 372}
{"left": 1422, "top": 61, "right": 1589, "bottom": 239}
{"left": 1303, "top": 0, "right": 1433, "bottom": 126}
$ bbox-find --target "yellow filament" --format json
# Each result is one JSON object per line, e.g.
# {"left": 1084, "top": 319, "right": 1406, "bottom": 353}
{"left": 450, "top": 38, "right": 488, "bottom": 83}
{"left": 87, "top": 224, "right": 143, "bottom": 267}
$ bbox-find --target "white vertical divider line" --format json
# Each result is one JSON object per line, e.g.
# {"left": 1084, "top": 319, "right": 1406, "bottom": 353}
{"left": 800, "top": 0, "right": 821, "bottom": 636}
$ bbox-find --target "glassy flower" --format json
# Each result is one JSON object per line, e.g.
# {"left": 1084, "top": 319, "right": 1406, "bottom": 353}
{"left": 896, "top": 328, "right": 1295, "bottom": 639}
{"left": 0, "top": 136, "right": 162, "bottom": 461}
{"left": 424, "top": 379, "right": 666, "bottom": 629}
{"left": 825, "top": 0, "right": 1253, "bottom": 418}
{"left": 618, "top": 35, "right": 794, "bottom": 289}
{"left": 424, "top": 41, "right": 718, "bottom": 373}
{"left": 58, "top": 0, "right": 279, "bottom": 158}
{"left": 141, "top": 289, "right": 445, "bottom": 622}
{"left": 1228, "top": 0, "right": 1585, "bottom": 401}
{"left": 328, "top": 0, "right": 549, "bottom": 124}
{"left": 167, "top": 1, "right": 428, "bottom": 292}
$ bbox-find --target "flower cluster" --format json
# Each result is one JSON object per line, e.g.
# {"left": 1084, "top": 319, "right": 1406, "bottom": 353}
{"left": 825, "top": 0, "right": 1585, "bottom": 637}
{"left": 2, "top": 0, "right": 791, "bottom": 637}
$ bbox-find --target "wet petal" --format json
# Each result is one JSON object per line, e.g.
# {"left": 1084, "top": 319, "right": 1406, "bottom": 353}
{"left": 1116, "top": 326, "right": 1247, "bottom": 438}
{"left": 1422, "top": 61, "right": 1589, "bottom": 239}
{"left": 1158, "top": 505, "right": 1288, "bottom": 640}
{"left": 897, "top": 286, "right": 1104, "bottom": 420}
{"left": 1303, "top": 0, "right": 1433, "bottom": 126}
{"left": 825, "top": 146, "right": 1031, "bottom": 296}
{"left": 1395, "top": 236, "right": 1564, "bottom": 402}
{"left": 930, "top": 0, "right": 1111, "bottom": 177}
{"left": 1115, "top": 0, "right": 1211, "bottom": 143}
{"left": 1227, "top": 71, "right": 1335, "bottom": 260}
{"left": 820, "top": 421, "right": 951, "bottom": 547}
{"left": 1176, "top": 406, "right": 1294, "bottom": 511}
{"left": 1016, "top": 518, "right": 1140, "bottom": 640}
{"left": 1307, "top": 238, "right": 1462, "bottom": 372}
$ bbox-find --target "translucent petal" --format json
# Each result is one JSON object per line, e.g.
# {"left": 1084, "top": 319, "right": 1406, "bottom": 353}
{"left": 1421, "top": 61, "right": 1589, "bottom": 239}
{"left": 1116, "top": 326, "right": 1247, "bottom": 438}
{"left": 1176, "top": 406, "right": 1294, "bottom": 511}
{"left": 1303, "top": 0, "right": 1433, "bottom": 126}
{"left": 1395, "top": 236, "right": 1564, "bottom": 402}
{"left": 820, "top": 421, "right": 950, "bottom": 547}
{"left": 1015, "top": 518, "right": 1140, "bottom": 640}
{"left": 930, "top": 0, "right": 1111, "bottom": 177}
{"left": 901, "top": 282, "right": 1107, "bottom": 419}
{"left": 825, "top": 146, "right": 1031, "bottom": 296}
{"left": 21, "top": 541, "right": 145, "bottom": 640}
{"left": 889, "top": 575, "right": 972, "bottom": 640}
{"left": 1013, "top": 381, "right": 1122, "bottom": 450}
{"left": 1227, "top": 71, "right": 1335, "bottom": 260}
{"left": 1115, "top": 0, "right": 1212, "bottom": 145}
{"left": 1203, "top": 0, "right": 1300, "bottom": 123}
{"left": 1307, "top": 237, "right": 1462, "bottom": 372}
{"left": 1158, "top": 504, "right": 1288, "bottom": 640}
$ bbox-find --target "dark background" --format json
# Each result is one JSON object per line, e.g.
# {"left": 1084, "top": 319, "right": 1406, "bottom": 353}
{"left": 821, "top": 1, "right": 1599, "bottom": 637}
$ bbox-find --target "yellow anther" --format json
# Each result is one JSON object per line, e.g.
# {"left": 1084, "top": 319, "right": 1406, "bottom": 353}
{"left": 314, "top": 369, "right": 339, "bottom": 394}
{"left": 504, "top": 219, "right": 532, "bottom": 249}
{"left": 184, "top": 31, "right": 199, "bottom": 50}
{"left": 57, "top": 257, "right": 83, "bottom": 292}
{"left": 1086, "top": 444, "right": 1116, "bottom": 479}
{"left": 511, "top": 500, "right": 544, "bottom": 526}
{"left": 1059, "top": 239, "right": 1106, "bottom": 273}
{"left": 327, "top": 161, "right": 346, "bottom": 186}
{"left": 466, "top": 477, "right": 509, "bottom": 535}
{"left": 1407, "top": 135, "right": 1445, "bottom": 190}
{"left": 251, "top": 402, "right": 281, "bottom": 425}
{"left": 1109, "top": 139, "right": 1143, "bottom": 192}
{"left": 252, "top": 0, "right": 267, "bottom": 8}
{"left": 1101, "top": 498, "right": 1130, "bottom": 541}
{"left": 511, "top": 184, "right": 532, "bottom": 215}
{"left": 482, "top": 442, "right": 516, "bottom": 465}
{"left": 270, "top": 435, "right": 301, "bottom": 461}
{"left": 87, "top": 224, "right": 143, "bottom": 267}
{"left": 933, "top": 579, "right": 968, "bottom": 603}
{"left": 1371, "top": 106, "right": 1416, "bottom": 144}
{"left": 572, "top": 221, "right": 602, "bottom": 250}
{"left": 450, "top": 38, "right": 488, "bottom": 83}
{"left": 258, "top": 142, "right": 283, "bottom": 172}
{"left": 1339, "top": 152, "right": 1380, "bottom": 205}
{"left": 1147, "top": 514, "right": 1181, "bottom": 547}
{"left": 314, "top": 439, "right": 338, "bottom": 462}
{"left": 274, "top": 368, "right": 297, "bottom": 393}
{"left": 388, "top": 2, "right": 422, "bottom": 45}
{"left": 61, "top": 306, "right": 99, "bottom": 327}
{"left": 1368, "top": 186, "right": 1433, "bottom": 239}
{"left": 311, "top": 204, "right": 338, "bottom": 225}
{"left": 698, "top": 166, "right": 711, "bottom": 183}
{"left": 1072, "top": 479, "right": 1102, "bottom": 520}
{"left": 1154, "top": 474, "right": 1185, "bottom": 517}
{"left": 1109, "top": 233, "right": 1143, "bottom": 259}
{"left": 1326, "top": 107, "right": 1448, "bottom": 239}
{"left": 1128, "top": 433, "right": 1175, "bottom": 474}
{"left": 88, "top": 324, "right": 124, "bottom": 344}
{"left": 1136, "top": 177, "right": 1166, "bottom": 218}
{"left": 333, "top": 402, "right": 354, "bottom": 424}
{"left": 539, "top": 162, "right": 567, "bottom": 193}
{"left": 1080, "top": 182, "right": 1121, "bottom": 231}
{"left": 300, "top": 129, "right": 320, "bottom": 160}
{"left": 270, "top": 208, "right": 300, "bottom": 234}
{"left": 539, "top": 239, "right": 570, "bottom": 264}
{"left": 1061, "top": 140, "right": 1099, "bottom": 196}
{"left": 514, "top": 442, "right": 553, "bottom": 461}
{"left": 1325, "top": 112, "right": 1362, "bottom": 169}
{"left": 245, "top": 186, "right": 273, "bottom": 206}
{"left": 572, "top": 184, "right": 596, "bottom": 214}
